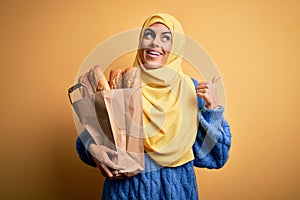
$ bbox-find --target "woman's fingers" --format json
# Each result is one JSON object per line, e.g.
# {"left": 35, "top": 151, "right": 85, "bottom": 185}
{"left": 103, "top": 146, "right": 118, "bottom": 157}
{"left": 197, "top": 82, "right": 208, "bottom": 89}
{"left": 197, "top": 82, "right": 209, "bottom": 97}
{"left": 89, "top": 144, "right": 125, "bottom": 171}
{"left": 92, "top": 157, "right": 112, "bottom": 178}
{"left": 93, "top": 150, "right": 124, "bottom": 178}
{"left": 101, "top": 146, "right": 125, "bottom": 170}
{"left": 100, "top": 163, "right": 114, "bottom": 178}
{"left": 197, "top": 81, "right": 209, "bottom": 94}
{"left": 197, "top": 88, "right": 208, "bottom": 94}
{"left": 100, "top": 163, "right": 114, "bottom": 177}
{"left": 102, "top": 156, "right": 125, "bottom": 171}
{"left": 100, "top": 149, "right": 125, "bottom": 170}
{"left": 197, "top": 82, "right": 208, "bottom": 97}
{"left": 197, "top": 75, "right": 220, "bottom": 109}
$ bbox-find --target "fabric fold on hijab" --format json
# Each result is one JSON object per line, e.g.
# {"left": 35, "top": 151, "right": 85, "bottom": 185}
{"left": 133, "top": 13, "right": 198, "bottom": 167}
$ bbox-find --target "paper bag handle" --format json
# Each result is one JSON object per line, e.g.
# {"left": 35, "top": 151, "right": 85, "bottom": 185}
{"left": 68, "top": 83, "right": 90, "bottom": 105}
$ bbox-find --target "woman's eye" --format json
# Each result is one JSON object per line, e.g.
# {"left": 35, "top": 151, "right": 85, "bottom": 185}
{"left": 144, "top": 32, "right": 154, "bottom": 39}
{"left": 162, "top": 35, "right": 171, "bottom": 42}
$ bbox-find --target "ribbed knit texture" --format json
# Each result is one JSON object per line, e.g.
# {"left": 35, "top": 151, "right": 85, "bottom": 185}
{"left": 75, "top": 78, "right": 232, "bottom": 199}
{"left": 102, "top": 155, "right": 198, "bottom": 200}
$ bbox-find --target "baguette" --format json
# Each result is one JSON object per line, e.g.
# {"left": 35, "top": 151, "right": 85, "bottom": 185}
{"left": 88, "top": 65, "right": 110, "bottom": 92}
{"left": 123, "top": 67, "right": 140, "bottom": 88}
{"left": 109, "top": 69, "right": 124, "bottom": 89}
{"left": 78, "top": 65, "right": 110, "bottom": 96}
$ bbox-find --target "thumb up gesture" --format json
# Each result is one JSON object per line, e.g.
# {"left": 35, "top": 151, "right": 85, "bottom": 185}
{"left": 196, "top": 75, "right": 221, "bottom": 109}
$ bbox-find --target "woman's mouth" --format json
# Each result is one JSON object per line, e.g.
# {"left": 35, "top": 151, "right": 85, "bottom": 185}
{"left": 146, "top": 50, "right": 162, "bottom": 58}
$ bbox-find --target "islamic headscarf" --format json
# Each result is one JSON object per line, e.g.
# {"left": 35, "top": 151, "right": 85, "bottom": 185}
{"left": 133, "top": 13, "right": 198, "bottom": 167}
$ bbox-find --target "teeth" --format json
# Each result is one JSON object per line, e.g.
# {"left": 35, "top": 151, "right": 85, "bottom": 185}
{"left": 148, "top": 51, "right": 160, "bottom": 56}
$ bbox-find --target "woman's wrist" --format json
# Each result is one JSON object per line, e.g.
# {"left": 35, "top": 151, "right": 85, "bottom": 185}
{"left": 88, "top": 143, "right": 97, "bottom": 155}
{"left": 205, "top": 102, "right": 215, "bottom": 110}
{"left": 205, "top": 103, "right": 221, "bottom": 110}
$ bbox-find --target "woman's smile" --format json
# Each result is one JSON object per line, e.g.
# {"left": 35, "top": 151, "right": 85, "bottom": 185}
{"left": 146, "top": 49, "right": 163, "bottom": 57}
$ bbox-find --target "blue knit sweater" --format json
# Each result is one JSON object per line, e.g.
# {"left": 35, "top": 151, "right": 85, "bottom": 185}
{"left": 76, "top": 78, "right": 232, "bottom": 200}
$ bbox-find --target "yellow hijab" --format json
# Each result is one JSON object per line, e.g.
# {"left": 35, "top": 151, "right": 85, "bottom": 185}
{"left": 133, "top": 13, "right": 198, "bottom": 167}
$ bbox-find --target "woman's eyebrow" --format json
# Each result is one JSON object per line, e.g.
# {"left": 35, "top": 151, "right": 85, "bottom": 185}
{"left": 144, "top": 28, "right": 155, "bottom": 33}
{"left": 162, "top": 31, "right": 172, "bottom": 35}
{"left": 145, "top": 28, "right": 171, "bottom": 35}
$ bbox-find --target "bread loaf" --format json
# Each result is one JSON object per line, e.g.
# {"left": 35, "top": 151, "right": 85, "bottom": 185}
{"left": 123, "top": 67, "right": 140, "bottom": 88}
{"left": 88, "top": 65, "right": 110, "bottom": 92}
{"left": 78, "top": 65, "right": 110, "bottom": 96}
{"left": 109, "top": 69, "right": 123, "bottom": 89}
{"left": 78, "top": 66, "right": 140, "bottom": 97}
{"left": 108, "top": 67, "right": 140, "bottom": 89}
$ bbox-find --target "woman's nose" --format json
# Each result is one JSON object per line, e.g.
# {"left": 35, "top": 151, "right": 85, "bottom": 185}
{"left": 152, "top": 36, "right": 161, "bottom": 47}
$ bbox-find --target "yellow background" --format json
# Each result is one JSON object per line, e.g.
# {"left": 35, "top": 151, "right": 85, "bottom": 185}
{"left": 1, "top": 0, "right": 299, "bottom": 199}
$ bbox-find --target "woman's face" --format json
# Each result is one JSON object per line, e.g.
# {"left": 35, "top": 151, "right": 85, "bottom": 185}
{"left": 140, "top": 23, "right": 172, "bottom": 70}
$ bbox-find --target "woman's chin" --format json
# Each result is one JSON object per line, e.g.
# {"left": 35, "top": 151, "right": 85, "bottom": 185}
{"left": 143, "top": 63, "right": 164, "bottom": 70}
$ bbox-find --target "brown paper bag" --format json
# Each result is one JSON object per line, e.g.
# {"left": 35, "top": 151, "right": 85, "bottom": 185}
{"left": 68, "top": 83, "right": 145, "bottom": 178}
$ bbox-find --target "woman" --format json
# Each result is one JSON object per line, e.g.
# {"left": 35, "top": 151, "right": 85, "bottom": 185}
{"left": 76, "top": 13, "right": 231, "bottom": 200}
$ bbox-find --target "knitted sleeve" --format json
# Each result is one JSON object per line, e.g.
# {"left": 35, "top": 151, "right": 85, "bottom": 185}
{"left": 76, "top": 130, "right": 97, "bottom": 167}
{"left": 191, "top": 78, "right": 232, "bottom": 169}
